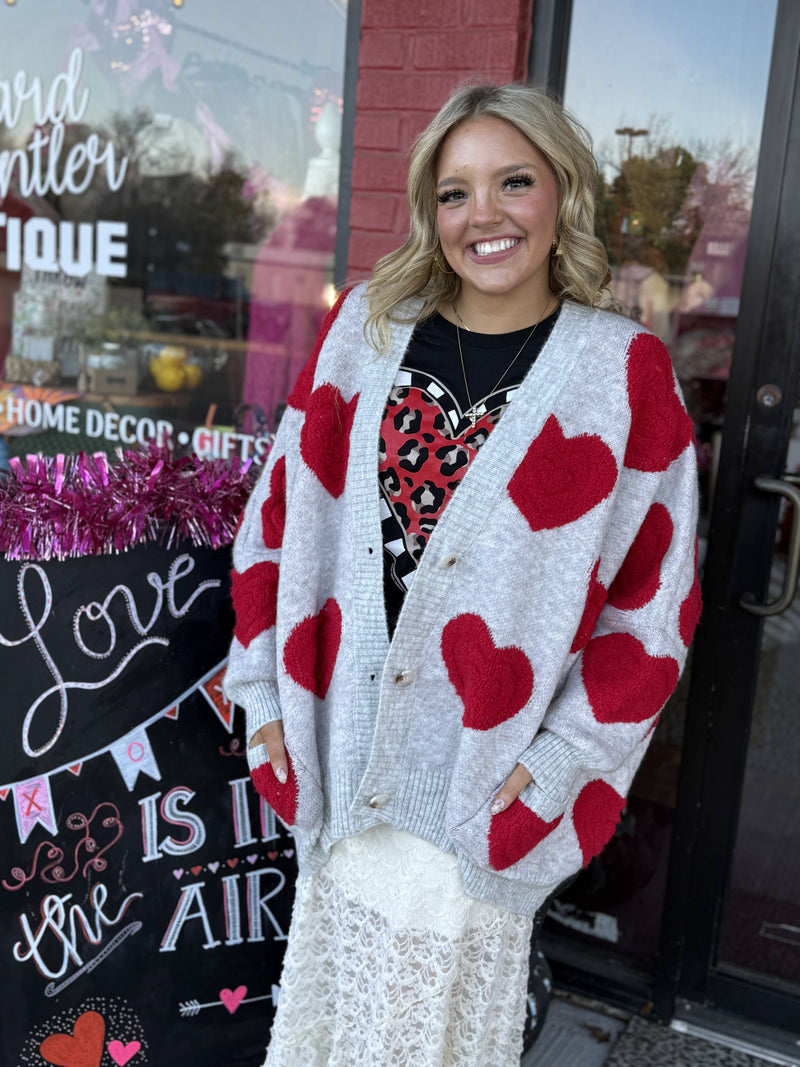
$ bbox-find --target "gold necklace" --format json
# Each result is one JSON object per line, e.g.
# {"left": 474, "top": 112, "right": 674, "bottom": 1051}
{"left": 455, "top": 299, "right": 552, "bottom": 430}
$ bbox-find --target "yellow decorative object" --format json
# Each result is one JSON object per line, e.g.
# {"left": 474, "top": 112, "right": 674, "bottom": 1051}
{"left": 151, "top": 363, "right": 187, "bottom": 392}
{"left": 157, "top": 345, "right": 189, "bottom": 366}
{"left": 183, "top": 363, "right": 203, "bottom": 388}
{"left": 149, "top": 345, "right": 193, "bottom": 391}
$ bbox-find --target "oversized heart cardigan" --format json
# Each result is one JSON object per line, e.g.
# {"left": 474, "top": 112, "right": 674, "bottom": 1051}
{"left": 223, "top": 284, "right": 701, "bottom": 918}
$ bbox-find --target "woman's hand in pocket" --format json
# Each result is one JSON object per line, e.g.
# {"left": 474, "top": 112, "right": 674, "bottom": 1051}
{"left": 249, "top": 720, "right": 288, "bottom": 784}
{"left": 490, "top": 763, "right": 533, "bottom": 815}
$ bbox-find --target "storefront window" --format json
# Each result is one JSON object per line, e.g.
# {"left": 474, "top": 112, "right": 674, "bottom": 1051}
{"left": 0, "top": 0, "right": 347, "bottom": 467}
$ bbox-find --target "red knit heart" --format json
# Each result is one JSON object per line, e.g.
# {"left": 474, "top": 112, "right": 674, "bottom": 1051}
{"left": 261, "top": 455, "right": 286, "bottom": 549}
{"left": 608, "top": 502, "right": 673, "bottom": 611}
{"left": 489, "top": 799, "right": 563, "bottom": 870}
{"left": 441, "top": 613, "right": 534, "bottom": 729}
{"left": 572, "top": 779, "right": 626, "bottom": 866}
{"left": 300, "top": 383, "right": 359, "bottom": 498}
{"left": 509, "top": 415, "right": 617, "bottom": 531}
{"left": 571, "top": 559, "right": 607, "bottom": 653}
{"left": 283, "top": 598, "right": 342, "bottom": 698}
{"left": 582, "top": 632, "right": 679, "bottom": 724}
{"left": 231, "top": 562, "right": 279, "bottom": 649}
{"left": 679, "top": 538, "right": 702, "bottom": 646}
{"left": 39, "top": 1011, "right": 105, "bottom": 1067}
{"left": 251, "top": 754, "right": 298, "bottom": 826}
{"left": 287, "top": 288, "right": 351, "bottom": 412}
{"left": 624, "top": 334, "right": 694, "bottom": 472}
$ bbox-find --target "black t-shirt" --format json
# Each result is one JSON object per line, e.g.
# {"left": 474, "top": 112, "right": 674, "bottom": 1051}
{"left": 378, "top": 306, "right": 561, "bottom": 635}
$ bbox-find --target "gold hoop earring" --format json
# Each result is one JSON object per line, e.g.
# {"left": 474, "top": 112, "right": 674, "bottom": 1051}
{"left": 433, "top": 252, "right": 455, "bottom": 274}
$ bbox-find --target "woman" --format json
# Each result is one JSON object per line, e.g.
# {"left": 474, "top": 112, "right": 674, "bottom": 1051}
{"left": 224, "top": 83, "right": 701, "bottom": 1066}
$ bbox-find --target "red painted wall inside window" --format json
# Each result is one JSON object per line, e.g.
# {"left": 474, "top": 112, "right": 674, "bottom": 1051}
{"left": 346, "top": 0, "right": 533, "bottom": 280}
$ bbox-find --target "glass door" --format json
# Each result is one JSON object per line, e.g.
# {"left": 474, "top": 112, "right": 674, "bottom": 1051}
{"left": 663, "top": 0, "right": 800, "bottom": 1035}
{"left": 542, "top": 0, "right": 800, "bottom": 1039}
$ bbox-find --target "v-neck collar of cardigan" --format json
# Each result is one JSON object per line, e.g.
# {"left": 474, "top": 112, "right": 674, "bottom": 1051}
{"left": 348, "top": 298, "right": 597, "bottom": 653}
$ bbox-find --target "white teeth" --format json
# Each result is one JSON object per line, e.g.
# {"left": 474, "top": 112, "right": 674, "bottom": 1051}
{"left": 473, "top": 238, "right": 519, "bottom": 256}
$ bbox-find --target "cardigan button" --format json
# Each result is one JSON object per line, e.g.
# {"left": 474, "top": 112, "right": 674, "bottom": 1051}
{"left": 394, "top": 669, "right": 415, "bottom": 687}
{"left": 438, "top": 553, "right": 458, "bottom": 569}
{"left": 368, "top": 794, "right": 390, "bottom": 809}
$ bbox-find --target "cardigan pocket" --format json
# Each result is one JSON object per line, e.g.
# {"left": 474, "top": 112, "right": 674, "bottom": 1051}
{"left": 447, "top": 776, "right": 580, "bottom": 887}
{"left": 247, "top": 739, "right": 323, "bottom": 832}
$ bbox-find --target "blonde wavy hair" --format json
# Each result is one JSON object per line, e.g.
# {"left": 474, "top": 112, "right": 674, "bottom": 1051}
{"left": 364, "top": 83, "right": 612, "bottom": 350}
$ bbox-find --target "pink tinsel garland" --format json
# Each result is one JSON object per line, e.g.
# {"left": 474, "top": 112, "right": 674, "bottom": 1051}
{"left": 0, "top": 444, "right": 260, "bottom": 561}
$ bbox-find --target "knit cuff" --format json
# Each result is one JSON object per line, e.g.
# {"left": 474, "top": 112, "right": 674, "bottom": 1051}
{"left": 518, "top": 730, "right": 584, "bottom": 814}
{"left": 518, "top": 781, "right": 565, "bottom": 823}
{"left": 233, "top": 681, "right": 282, "bottom": 744}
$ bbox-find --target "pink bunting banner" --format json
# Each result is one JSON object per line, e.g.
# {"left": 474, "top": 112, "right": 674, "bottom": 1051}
{"left": 13, "top": 775, "right": 57, "bottom": 844}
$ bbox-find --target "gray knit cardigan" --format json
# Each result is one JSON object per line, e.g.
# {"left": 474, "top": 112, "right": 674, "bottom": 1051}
{"left": 223, "top": 284, "right": 701, "bottom": 918}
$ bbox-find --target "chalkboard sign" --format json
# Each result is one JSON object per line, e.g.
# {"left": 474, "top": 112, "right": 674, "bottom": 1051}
{"left": 0, "top": 542, "right": 294, "bottom": 1066}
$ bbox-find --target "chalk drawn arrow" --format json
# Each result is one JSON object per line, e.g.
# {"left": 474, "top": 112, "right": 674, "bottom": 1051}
{"left": 178, "top": 986, "right": 279, "bottom": 1017}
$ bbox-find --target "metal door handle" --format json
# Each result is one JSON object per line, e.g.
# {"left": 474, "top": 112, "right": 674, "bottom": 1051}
{"left": 740, "top": 475, "right": 800, "bottom": 616}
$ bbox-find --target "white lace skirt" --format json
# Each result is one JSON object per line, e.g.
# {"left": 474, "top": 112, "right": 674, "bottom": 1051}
{"left": 264, "top": 824, "right": 533, "bottom": 1067}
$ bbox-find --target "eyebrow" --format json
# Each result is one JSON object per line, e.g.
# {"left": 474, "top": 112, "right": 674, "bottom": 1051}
{"left": 436, "top": 162, "right": 538, "bottom": 190}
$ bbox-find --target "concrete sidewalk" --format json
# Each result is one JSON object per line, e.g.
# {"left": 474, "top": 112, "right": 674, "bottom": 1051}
{"left": 522, "top": 995, "right": 800, "bottom": 1067}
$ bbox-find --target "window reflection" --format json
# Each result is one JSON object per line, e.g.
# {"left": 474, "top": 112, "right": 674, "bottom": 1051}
{"left": 0, "top": 0, "right": 346, "bottom": 465}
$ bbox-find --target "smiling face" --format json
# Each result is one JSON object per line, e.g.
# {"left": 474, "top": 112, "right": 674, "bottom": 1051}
{"left": 435, "top": 115, "right": 560, "bottom": 323}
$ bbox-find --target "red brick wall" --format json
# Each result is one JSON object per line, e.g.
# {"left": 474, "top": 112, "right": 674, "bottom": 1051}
{"left": 346, "top": 0, "right": 534, "bottom": 281}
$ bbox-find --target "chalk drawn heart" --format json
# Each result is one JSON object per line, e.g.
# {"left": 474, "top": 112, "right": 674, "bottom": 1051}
{"left": 220, "top": 986, "right": 247, "bottom": 1014}
{"left": 624, "top": 334, "right": 693, "bottom": 472}
{"left": 489, "top": 800, "right": 563, "bottom": 871}
{"left": 246, "top": 854, "right": 258, "bottom": 864}
{"left": 208, "top": 861, "right": 220, "bottom": 873}
{"left": 40, "top": 1010, "right": 105, "bottom": 1067}
{"left": 226, "top": 858, "right": 239, "bottom": 868}
{"left": 191, "top": 865, "right": 203, "bottom": 876}
{"left": 284, "top": 849, "right": 294, "bottom": 858}
{"left": 300, "top": 383, "right": 359, "bottom": 498}
{"left": 108, "top": 1040, "right": 141, "bottom": 1066}
{"left": 267, "top": 851, "right": 278, "bottom": 860}
{"left": 283, "top": 598, "right": 342, "bottom": 699}
{"left": 172, "top": 869, "right": 184, "bottom": 879}
{"left": 441, "top": 614, "right": 533, "bottom": 730}
{"left": 509, "top": 415, "right": 617, "bottom": 531}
